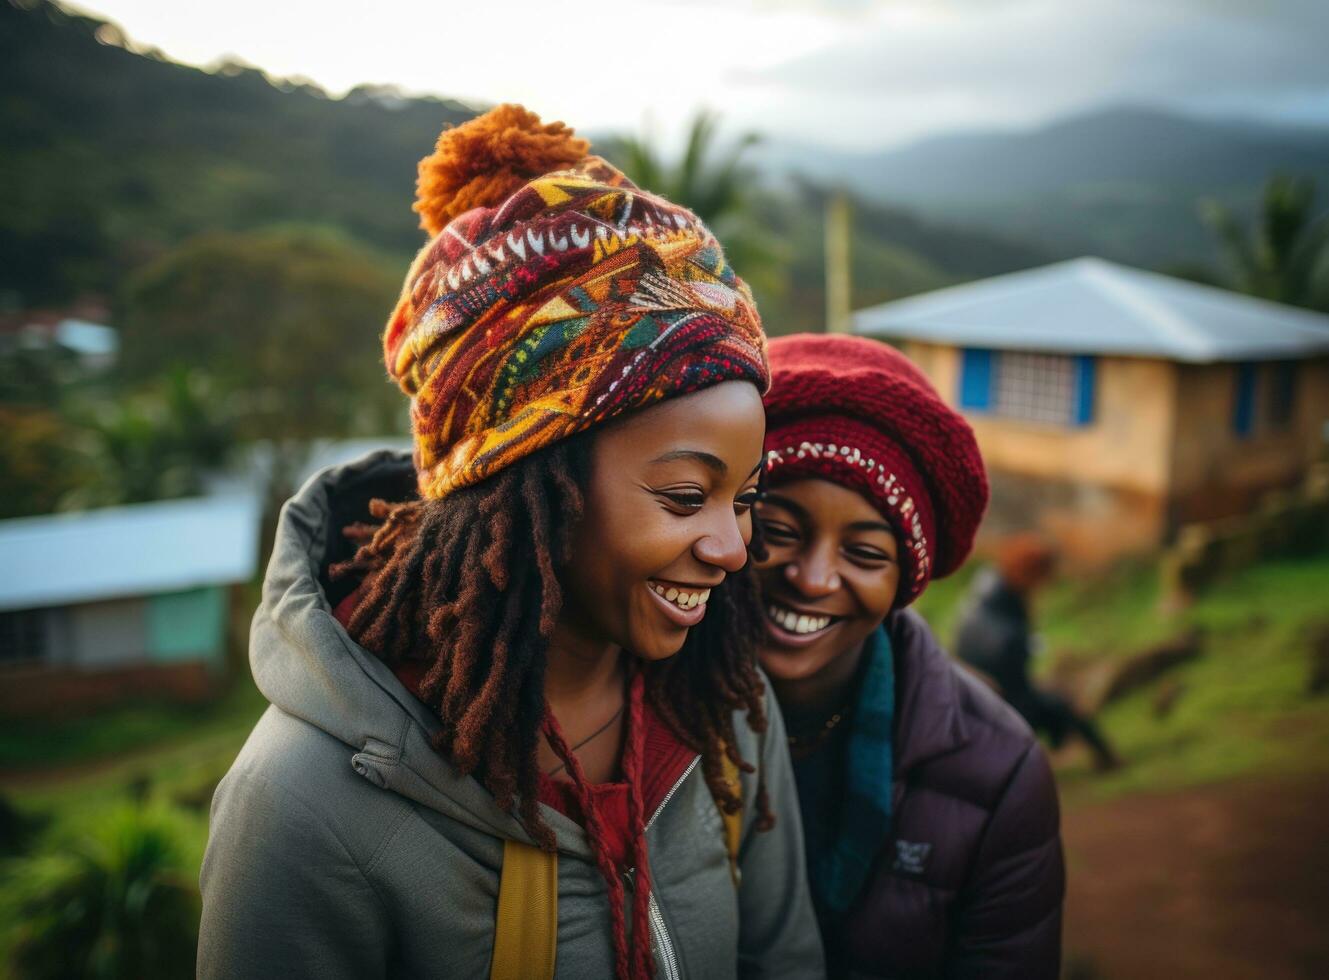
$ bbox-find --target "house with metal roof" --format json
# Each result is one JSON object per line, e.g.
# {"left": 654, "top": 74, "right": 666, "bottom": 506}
{"left": 0, "top": 492, "right": 261, "bottom": 718}
{"left": 854, "top": 257, "right": 1329, "bottom": 563}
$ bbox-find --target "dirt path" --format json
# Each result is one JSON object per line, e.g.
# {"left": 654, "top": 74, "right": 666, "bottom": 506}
{"left": 1061, "top": 771, "right": 1329, "bottom": 979}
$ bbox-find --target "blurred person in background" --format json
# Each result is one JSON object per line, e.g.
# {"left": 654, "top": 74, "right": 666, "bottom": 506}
{"left": 955, "top": 535, "right": 1120, "bottom": 771}
{"left": 197, "top": 106, "right": 822, "bottom": 980}
{"left": 754, "top": 334, "right": 1064, "bottom": 979}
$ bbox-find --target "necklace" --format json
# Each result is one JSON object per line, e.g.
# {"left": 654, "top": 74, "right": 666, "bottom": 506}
{"left": 544, "top": 704, "right": 625, "bottom": 777}
{"left": 787, "top": 702, "right": 853, "bottom": 753}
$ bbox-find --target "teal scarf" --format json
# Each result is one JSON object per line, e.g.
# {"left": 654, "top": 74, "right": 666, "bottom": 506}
{"left": 813, "top": 625, "right": 895, "bottom": 916}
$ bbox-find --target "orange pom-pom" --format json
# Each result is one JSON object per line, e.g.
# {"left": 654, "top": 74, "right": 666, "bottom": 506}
{"left": 413, "top": 104, "right": 591, "bottom": 235}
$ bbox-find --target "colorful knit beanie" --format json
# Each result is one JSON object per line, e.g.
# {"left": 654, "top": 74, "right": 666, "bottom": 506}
{"left": 383, "top": 105, "right": 769, "bottom": 499}
{"left": 763, "top": 334, "right": 989, "bottom": 606}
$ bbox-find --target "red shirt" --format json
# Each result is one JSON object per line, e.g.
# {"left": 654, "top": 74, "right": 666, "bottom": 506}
{"left": 333, "top": 590, "right": 696, "bottom": 869}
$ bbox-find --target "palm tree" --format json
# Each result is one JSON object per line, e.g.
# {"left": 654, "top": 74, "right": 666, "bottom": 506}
{"left": 620, "top": 110, "right": 757, "bottom": 227}
{"left": 1202, "top": 175, "right": 1329, "bottom": 310}
{"left": 617, "top": 111, "right": 783, "bottom": 296}
{"left": 8, "top": 805, "right": 199, "bottom": 979}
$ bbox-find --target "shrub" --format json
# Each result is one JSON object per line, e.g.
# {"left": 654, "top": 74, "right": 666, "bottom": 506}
{"left": 7, "top": 804, "right": 198, "bottom": 979}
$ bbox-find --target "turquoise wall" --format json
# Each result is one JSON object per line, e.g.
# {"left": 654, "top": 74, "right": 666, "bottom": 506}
{"left": 146, "top": 586, "right": 226, "bottom": 665}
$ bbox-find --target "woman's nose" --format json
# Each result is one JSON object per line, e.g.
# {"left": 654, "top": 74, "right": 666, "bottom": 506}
{"left": 694, "top": 511, "right": 751, "bottom": 574}
{"left": 785, "top": 544, "right": 840, "bottom": 597}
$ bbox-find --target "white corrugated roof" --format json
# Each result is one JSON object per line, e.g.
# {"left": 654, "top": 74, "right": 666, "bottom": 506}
{"left": 0, "top": 493, "right": 261, "bottom": 613}
{"left": 55, "top": 319, "right": 118, "bottom": 357}
{"left": 853, "top": 257, "right": 1329, "bottom": 363}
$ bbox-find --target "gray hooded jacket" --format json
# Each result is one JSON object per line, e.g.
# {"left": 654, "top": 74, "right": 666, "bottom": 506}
{"left": 198, "top": 452, "right": 825, "bottom": 979}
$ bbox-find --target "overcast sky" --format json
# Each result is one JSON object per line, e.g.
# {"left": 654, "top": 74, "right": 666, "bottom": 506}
{"left": 67, "top": 0, "right": 1329, "bottom": 151}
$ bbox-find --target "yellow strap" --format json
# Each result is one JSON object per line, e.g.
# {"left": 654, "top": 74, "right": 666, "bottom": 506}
{"left": 492, "top": 751, "right": 737, "bottom": 980}
{"left": 718, "top": 749, "right": 743, "bottom": 885}
{"left": 491, "top": 839, "right": 558, "bottom": 980}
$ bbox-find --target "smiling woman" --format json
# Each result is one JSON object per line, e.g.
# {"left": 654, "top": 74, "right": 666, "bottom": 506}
{"left": 196, "top": 106, "right": 822, "bottom": 980}
{"left": 565, "top": 383, "right": 765, "bottom": 664}
{"left": 754, "top": 334, "right": 1064, "bottom": 980}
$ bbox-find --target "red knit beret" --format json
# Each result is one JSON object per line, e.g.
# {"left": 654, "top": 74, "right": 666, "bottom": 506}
{"left": 763, "top": 334, "right": 988, "bottom": 605}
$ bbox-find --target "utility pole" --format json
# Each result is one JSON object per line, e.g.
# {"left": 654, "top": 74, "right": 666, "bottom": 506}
{"left": 825, "top": 189, "right": 852, "bottom": 334}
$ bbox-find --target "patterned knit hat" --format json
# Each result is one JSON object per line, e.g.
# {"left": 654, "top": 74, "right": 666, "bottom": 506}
{"left": 763, "top": 334, "right": 988, "bottom": 606}
{"left": 383, "top": 105, "right": 769, "bottom": 499}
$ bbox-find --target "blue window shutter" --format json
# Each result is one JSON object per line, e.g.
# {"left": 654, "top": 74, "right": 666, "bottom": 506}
{"left": 959, "top": 348, "right": 993, "bottom": 411}
{"left": 1232, "top": 362, "right": 1256, "bottom": 437}
{"left": 1073, "top": 355, "right": 1096, "bottom": 425}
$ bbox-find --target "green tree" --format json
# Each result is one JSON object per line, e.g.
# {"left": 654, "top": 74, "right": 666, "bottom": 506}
{"left": 117, "top": 226, "right": 407, "bottom": 497}
{"left": 8, "top": 806, "right": 199, "bottom": 980}
{"left": 0, "top": 343, "right": 96, "bottom": 518}
{"left": 0, "top": 406, "right": 90, "bottom": 518}
{"left": 0, "top": 339, "right": 238, "bottom": 516}
{"left": 60, "top": 368, "right": 238, "bottom": 510}
{"left": 1202, "top": 175, "right": 1329, "bottom": 310}
{"left": 616, "top": 111, "right": 785, "bottom": 298}
{"left": 0, "top": 341, "right": 86, "bottom": 409}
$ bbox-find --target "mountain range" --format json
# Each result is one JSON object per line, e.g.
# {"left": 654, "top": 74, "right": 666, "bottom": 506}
{"left": 759, "top": 107, "right": 1329, "bottom": 266}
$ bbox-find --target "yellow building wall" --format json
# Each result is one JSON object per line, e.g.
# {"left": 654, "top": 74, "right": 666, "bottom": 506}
{"left": 900, "top": 341, "right": 1177, "bottom": 564}
{"left": 898, "top": 342, "right": 1329, "bottom": 563}
{"left": 903, "top": 342, "right": 1176, "bottom": 492}
{"left": 1169, "top": 357, "right": 1329, "bottom": 524}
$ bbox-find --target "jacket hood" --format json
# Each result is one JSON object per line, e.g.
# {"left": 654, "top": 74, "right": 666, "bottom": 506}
{"left": 250, "top": 450, "right": 596, "bottom": 858}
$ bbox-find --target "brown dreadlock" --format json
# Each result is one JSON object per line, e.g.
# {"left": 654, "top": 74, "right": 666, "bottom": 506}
{"left": 332, "top": 431, "right": 773, "bottom": 852}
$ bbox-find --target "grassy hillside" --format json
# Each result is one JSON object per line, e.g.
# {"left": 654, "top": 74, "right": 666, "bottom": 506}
{"left": 918, "top": 551, "right": 1329, "bottom": 803}
{"left": 0, "top": 0, "right": 473, "bottom": 304}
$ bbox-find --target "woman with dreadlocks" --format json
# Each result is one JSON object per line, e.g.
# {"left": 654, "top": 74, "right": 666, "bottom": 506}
{"left": 198, "top": 106, "right": 823, "bottom": 980}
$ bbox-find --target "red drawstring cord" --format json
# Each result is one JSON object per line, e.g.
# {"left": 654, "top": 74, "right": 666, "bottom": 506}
{"left": 542, "top": 670, "right": 655, "bottom": 979}
{"left": 621, "top": 674, "right": 655, "bottom": 980}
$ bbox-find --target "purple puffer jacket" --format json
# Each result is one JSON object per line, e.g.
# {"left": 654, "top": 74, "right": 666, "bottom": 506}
{"left": 842, "top": 610, "right": 1064, "bottom": 979}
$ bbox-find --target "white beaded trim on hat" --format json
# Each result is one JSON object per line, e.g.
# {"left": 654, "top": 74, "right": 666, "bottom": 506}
{"left": 765, "top": 441, "right": 931, "bottom": 584}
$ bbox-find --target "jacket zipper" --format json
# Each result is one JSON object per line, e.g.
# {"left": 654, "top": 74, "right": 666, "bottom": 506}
{"left": 648, "top": 891, "right": 681, "bottom": 980}
{"left": 631, "top": 754, "right": 699, "bottom": 979}
{"left": 647, "top": 755, "right": 700, "bottom": 831}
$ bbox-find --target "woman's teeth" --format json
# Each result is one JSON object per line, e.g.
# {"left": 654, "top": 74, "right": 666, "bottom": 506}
{"left": 650, "top": 582, "right": 711, "bottom": 609}
{"left": 767, "top": 603, "right": 833, "bottom": 635}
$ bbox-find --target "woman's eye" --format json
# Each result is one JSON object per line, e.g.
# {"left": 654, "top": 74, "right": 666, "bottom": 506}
{"left": 734, "top": 490, "right": 760, "bottom": 513}
{"left": 760, "top": 521, "right": 799, "bottom": 543}
{"left": 846, "top": 547, "right": 892, "bottom": 565}
{"left": 660, "top": 490, "right": 705, "bottom": 511}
